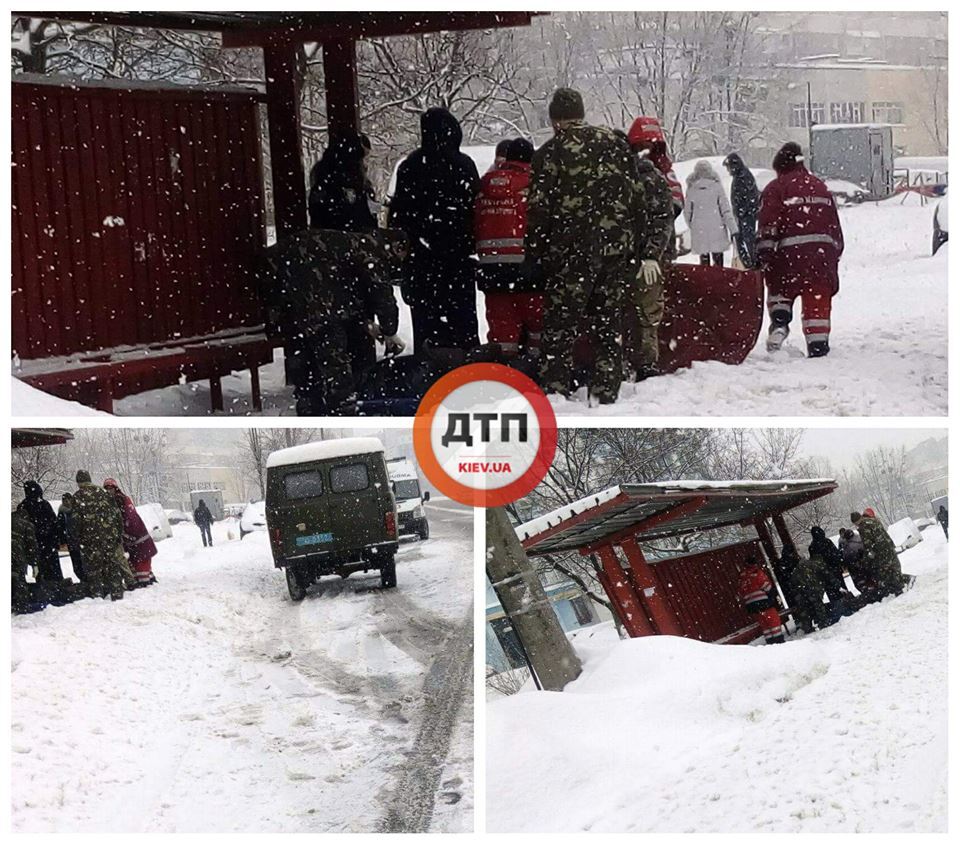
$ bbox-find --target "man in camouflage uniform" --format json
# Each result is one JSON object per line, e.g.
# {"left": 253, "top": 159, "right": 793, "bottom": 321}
{"left": 526, "top": 88, "right": 643, "bottom": 404}
{"left": 259, "top": 229, "right": 407, "bottom": 415}
{"left": 12, "top": 509, "right": 38, "bottom": 614}
{"left": 71, "top": 470, "right": 125, "bottom": 600}
{"left": 789, "top": 553, "right": 833, "bottom": 633}
{"left": 851, "top": 511, "right": 905, "bottom": 599}
{"left": 623, "top": 149, "right": 675, "bottom": 379}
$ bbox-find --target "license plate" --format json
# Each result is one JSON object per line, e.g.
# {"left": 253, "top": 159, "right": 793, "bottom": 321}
{"left": 296, "top": 532, "right": 333, "bottom": 547}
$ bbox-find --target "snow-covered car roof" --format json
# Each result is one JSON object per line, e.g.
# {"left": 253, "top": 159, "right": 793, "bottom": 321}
{"left": 266, "top": 436, "right": 386, "bottom": 469}
{"left": 517, "top": 479, "right": 837, "bottom": 556}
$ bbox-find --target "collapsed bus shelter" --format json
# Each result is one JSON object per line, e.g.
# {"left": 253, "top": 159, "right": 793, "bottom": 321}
{"left": 517, "top": 479, "right": 837, "bottom": 645}
{"left": 11, "top": 11, "right": 541, "bottom": 411}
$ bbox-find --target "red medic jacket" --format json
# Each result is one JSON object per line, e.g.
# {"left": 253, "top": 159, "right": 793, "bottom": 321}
{"left": 756, "top": 163, "right": 844, "bottom": 294}
{"left": 738, "top": 564, "right": 773, "bottom": 609}
{"left": 627, "top": 116, "right": 684, "bottom": 215}
{"left": 475, "top": 160, "right": 530, "bottom": 265}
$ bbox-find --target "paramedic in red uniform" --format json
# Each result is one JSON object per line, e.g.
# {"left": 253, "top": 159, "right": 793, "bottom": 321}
{"left": 757, "top": 142, "right": 844, "bottom": 358}
{"left": 475, "top": 138, "right": 543, "bottom": 360}
{"left": 737, "top": 558, "right": 785, "bottom": 644}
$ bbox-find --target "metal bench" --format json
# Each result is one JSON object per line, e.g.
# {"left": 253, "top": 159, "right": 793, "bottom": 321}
{"left": 14, "top": 326, "right": 274, "bottom": 414}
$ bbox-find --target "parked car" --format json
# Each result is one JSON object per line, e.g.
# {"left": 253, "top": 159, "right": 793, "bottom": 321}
{"left": 164, "top": 509, "right": 193, "bottom": 525}
{"left": 387, "top": 457, "right": 430, "bottom": 540}
{"left": 137, "top": 503, "right": 173, "bottom": 542}
{"left": 933, "top": 198, "right": 948, "bottom": 255}
{"left": 240, "top": 501, "right": 267, "bottom": 539}
{"left": 265, "top": 437, "right": 399, "bottom": 601}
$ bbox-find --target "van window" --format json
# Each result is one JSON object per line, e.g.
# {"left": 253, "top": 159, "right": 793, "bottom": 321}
{"left": 393, "top": 478, "right": 421, "bottom": 501}
{"left": 330, "top": 463, "right": 370, "bottom": 493}
{"left": 283, "top": 470, "right": 324, "bottom": 499}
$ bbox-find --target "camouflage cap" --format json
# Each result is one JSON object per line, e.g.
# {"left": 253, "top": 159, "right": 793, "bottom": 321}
{"left": 76, "top": 469, "right": 91, "bottom": 483}
{"left": 548, "top": 88, "right": 585, "bottom": 122}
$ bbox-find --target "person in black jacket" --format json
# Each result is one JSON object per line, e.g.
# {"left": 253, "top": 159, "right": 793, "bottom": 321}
{"left": 809, "top": 525, "right": 851, "bottom": 613}
{"left": 722, "top": 152, "right": 760, "bottom": 269}
{"left": 936, "top": 505, "right": 948, "bottom": 539}
{"left": 388, "top": 107, "right": 480, "bottom": 354}
{"left": 18, "top": 481, "right": 63, "bottom": 582}
{"left": 309, "top": 130, "right": 377, "bottom": 233}
{"left": 193, "top": 500, "right": 214, "bottom": 548}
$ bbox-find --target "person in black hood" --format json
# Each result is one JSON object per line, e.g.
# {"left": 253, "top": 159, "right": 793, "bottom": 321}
{"left": 309, "top": 130, "right": 377, "bottom": 233}
{"left": 809, "top": 525, "right": 851, "bottom": 611}
{"left": 388, "top": 107, "right": 480, "bottom": 354}
{"left": 722, "top": 152, "right": 760, "bottom": 269}
{"left": 18, "top": 481, "right": 63, "bottom": 582}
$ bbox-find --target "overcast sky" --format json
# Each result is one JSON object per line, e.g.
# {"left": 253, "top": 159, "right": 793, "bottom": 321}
{"left": 798, "top": 428, "right": 946, "bottom": 472}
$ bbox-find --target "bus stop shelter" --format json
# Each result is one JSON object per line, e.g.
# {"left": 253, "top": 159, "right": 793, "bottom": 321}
{"left": 12, "top": 11, "right": 541, "bottom": 410}
{"left": 517, "top": 479, "right": 837, "bottom": 645}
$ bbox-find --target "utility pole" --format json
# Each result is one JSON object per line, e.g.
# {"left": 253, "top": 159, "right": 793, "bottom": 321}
{"left": 807, "top": 81, "right": 815, "bottom": 173}
{"left": 486, "top": 507, "right": 582, "bottom": 692}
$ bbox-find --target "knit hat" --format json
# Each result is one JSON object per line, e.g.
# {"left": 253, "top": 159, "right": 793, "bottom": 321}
{"left": 850, "top": 511, "right": 862, "bottom": 524}
{"left": 505, "top": 137, "right": 534, "bottom": 164}
{"left": 103, "top": 477, "right": 119, "bottom": 489}
{"left": 548, "top": 88, "right": 585, "bottom": 122}
{"left": 773, "top": 142, "right": 804, "bottom": 174}
{"left": 76, "top": 469, "right": 91, "bottom": 484}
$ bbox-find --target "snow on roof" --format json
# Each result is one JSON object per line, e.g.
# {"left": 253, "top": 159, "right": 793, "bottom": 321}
{"left": 266, "top": 436, "right": 385, "bottom": 469}
{"left": 13, "top": 71, "right": 261, "bottom": 98}
{"left": 516, "top": 479, "right": 836, "bottom": 542}
{"left": 813, "top": 123, "right": 894, "bottom": 131}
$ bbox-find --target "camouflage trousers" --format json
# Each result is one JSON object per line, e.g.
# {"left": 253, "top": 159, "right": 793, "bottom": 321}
{"left": 288, "top": 326, "right": 356, "bottom": 416}
{"left": 622, "top": 268, "right": 665, "bottom": 375}
{"left": 83, "top": 548, "right": 125, "bottom": 598}
{"left": 539, "top": 254, "right": 627, "bottom": 402}
{"left": 868, "top": 552, "right": 904, "bottom": 597}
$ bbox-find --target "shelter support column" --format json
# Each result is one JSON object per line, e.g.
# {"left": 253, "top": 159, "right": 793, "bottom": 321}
{"left": 322, "top": 37, "right": 360, "bottom": 136}
{"left": 591, "top": 545, "right": 654, "bottom": 637}
{"left": 263, "top": 38, "right": 307, "bottom": 236}
{"left": 771, "top": 513, "right": 798, "bottom": 558}
{"left": 753, "top": 518, "right": 787, "bottom": 611}
{"left": 618, "top": 537, "right": 685, "bottom": 637}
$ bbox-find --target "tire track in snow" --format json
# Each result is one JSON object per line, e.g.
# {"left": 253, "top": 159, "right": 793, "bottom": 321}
{"left": 379, "top": 611, "right": 473, "bottom": 833}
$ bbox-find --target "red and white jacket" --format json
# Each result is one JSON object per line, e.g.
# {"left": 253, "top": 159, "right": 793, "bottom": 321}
{"left": 475, "top": 160, "right": 530, "bottom": 265}
{"left": 738, "top": 564, "right": 773, "bottom": 609}
{"left": 757, "top": 164, "right": 844, "bottom": 294}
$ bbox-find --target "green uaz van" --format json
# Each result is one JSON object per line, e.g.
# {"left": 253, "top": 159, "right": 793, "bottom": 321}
{"left": 265, "top": 437, "right": 399, "bottom": 601}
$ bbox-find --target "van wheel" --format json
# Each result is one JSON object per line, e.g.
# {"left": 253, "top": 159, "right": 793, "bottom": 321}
{"left": 380, "top": 557, "right": 397, "bottom": 589}
{"left": 286, "top": 566, "right": 307, "bottom": 602}
{"left": 418, "top": 520, "right": 430, "bottom": 541}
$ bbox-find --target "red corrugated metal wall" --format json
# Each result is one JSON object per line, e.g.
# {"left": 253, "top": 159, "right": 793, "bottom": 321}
{"left": 652, "top": 541, "right": 762, "bottom": 642}
{"left": 12, "top": 78, "right": 266, "bottom": 360}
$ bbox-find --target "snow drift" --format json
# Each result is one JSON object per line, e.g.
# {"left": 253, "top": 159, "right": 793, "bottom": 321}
{"left": 487, "top": 527, "right": 947, "bottom": 833}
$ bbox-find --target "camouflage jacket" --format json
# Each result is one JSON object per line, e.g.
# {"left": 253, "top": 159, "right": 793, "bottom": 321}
{"left": 526, "top": 122, "right": 640, "bottom": 263}
{"left": 12, "top": 509, "right": 37, "bottom": 578}
{"left": 71, "top": 483, "right": 123, "bottom": 550}
{"left": 634, "top": 156, "right": 675, "bottom": 262}
{"left": 259, "top": 229, "right": 404, "bottom": 340}
{"left": 857, "top": 517, "right": 899, "bottom": 563}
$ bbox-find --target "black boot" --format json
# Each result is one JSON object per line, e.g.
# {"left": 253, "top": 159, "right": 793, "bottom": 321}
{"left": 807, "top": 340, "right": 830, "bottom": 358}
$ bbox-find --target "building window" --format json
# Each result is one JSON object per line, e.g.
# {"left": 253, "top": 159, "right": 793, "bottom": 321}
{"left": 570, "top": 595, "right": 595, "bottom": 626}
{"left": 788, "top": 102, "right": 825, "bottom": 128}
{"left": 871, "top": 101, "right": 904, "bottom": 124}
{"left": 830, "top": 101, "right": 864, "bottom": 123}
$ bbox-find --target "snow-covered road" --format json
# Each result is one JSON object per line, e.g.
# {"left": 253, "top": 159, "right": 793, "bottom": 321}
{"left": 11, "top": 499, "right": 474, "bottom": 833}
{"left": 94, "top": 189, "right": 945, "bottom": 418}
{"left": 487, "top": 526, "right": 948, "bottom": 833}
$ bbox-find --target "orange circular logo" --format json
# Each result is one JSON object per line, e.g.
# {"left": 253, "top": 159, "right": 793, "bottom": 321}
{"left": 413, "top": 364, "right": 558, "bottom": 507}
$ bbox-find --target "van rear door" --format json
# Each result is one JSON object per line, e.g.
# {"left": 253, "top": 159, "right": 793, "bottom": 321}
{"left": 325, "top": 455, "right": 389, "bottom": 551}
{"left": 274, "top": 463, "right": 334, "bottom": 559}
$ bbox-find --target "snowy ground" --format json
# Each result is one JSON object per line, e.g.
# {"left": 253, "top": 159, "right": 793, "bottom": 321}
{"left": 11, "top": 499, "right": 473, "bottom": 833}
{"left": 486, "top": 526, "right": 948, "bottom": 833}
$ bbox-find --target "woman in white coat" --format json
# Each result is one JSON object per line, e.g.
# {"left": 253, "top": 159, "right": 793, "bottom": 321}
{"left": 683, "top": 160, "right": 738, "bottom": 266}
